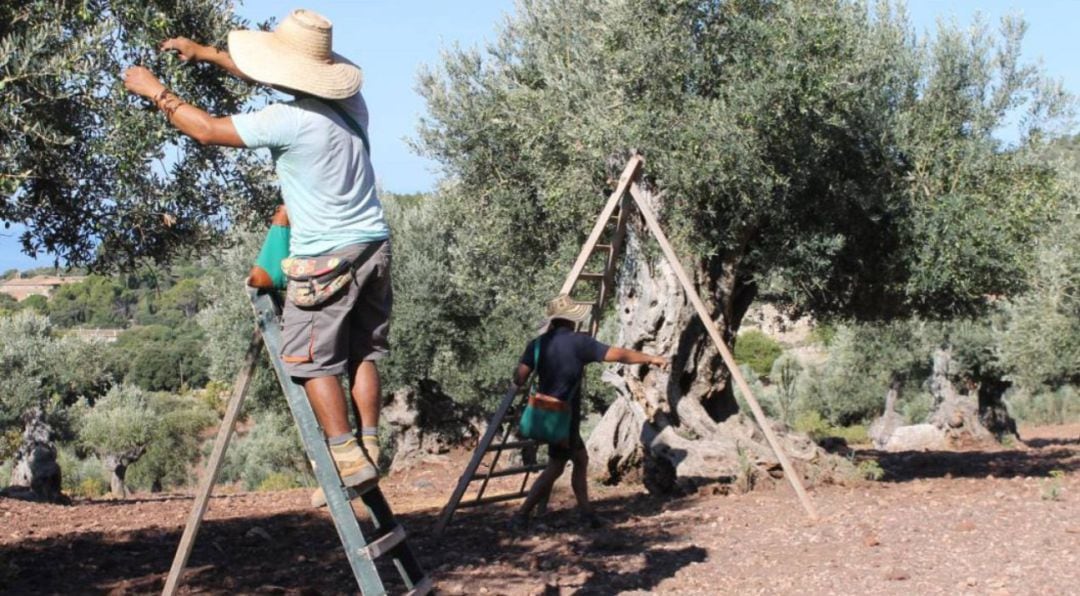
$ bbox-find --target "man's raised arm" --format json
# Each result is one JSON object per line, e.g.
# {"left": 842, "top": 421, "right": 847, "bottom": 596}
{"left": 603, "top": 346, "right": 669, "bottom": 369}
{"left": 161, "top": 37, "right": 253, "bottom": 83}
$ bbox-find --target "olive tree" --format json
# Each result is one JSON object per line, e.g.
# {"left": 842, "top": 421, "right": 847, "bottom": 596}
{"left": 416, "top": 0, "right": 1070, "bottom": 489}
{"left": 1, "top": 0, "right": 275, "bottom": 269}
{"left": 0, "top": 312, "right": 113, "bottom": 501}
{"left": 78, "top": 384, "right": 155, "bottom": 497}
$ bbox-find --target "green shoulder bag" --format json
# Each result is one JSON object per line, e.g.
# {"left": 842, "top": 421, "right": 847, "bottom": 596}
{"left": 518, "top": 338, "right": 572, "bottom": 444}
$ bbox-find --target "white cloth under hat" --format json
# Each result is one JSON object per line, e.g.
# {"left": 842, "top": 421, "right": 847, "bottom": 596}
{"left": 228, "top": 9, "right": 362, "bottom": 100}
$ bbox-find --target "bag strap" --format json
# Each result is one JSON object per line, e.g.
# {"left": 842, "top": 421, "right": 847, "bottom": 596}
{"left": 317, "top": 98, "right": 371, "bottom": 156}
{"left": 529, "top": 337, "right": 541, "bottom": 396}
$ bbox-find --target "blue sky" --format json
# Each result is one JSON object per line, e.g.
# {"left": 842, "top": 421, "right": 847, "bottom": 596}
{"left": 3, "top": 0, "right": 1078, "bottom": 271}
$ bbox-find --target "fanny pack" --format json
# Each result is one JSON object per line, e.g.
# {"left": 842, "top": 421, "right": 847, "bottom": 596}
{"left": 280, "top": 242, "right": 381, "bottom": 308}
{"left": 281, "top": 254, "right": 355, "bottom": 307}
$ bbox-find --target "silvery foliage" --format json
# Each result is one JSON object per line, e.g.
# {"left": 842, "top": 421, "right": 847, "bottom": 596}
{"left": 1, "top": 1, "right": 276, "bottom": 269}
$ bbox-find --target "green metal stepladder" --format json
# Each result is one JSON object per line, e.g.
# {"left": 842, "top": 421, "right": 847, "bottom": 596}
{"left": 162, "top": 289, "right": 432, "bottom": 595}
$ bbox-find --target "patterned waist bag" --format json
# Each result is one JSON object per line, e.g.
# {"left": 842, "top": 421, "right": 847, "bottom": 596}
{"left": 280, "top": 242, "right": 380, "bottom": 308}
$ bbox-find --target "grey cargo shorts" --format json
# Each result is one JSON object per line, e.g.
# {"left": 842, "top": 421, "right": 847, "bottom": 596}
{"left": 281, "top": 240, "right": 392, "bottom": 378}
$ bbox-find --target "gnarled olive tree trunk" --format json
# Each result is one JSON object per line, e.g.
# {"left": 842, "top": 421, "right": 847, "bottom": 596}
{"left": 871, "top": 347, "right": 1019, "bottom": 451}
{"left": 6, "top": 407, "right": 64, "bottom": 503}
{"left": 587, "top": 192, "right": 832, "bottom": 494}
{"left": 103, "top": 446, "right": 146, "bottom": 499}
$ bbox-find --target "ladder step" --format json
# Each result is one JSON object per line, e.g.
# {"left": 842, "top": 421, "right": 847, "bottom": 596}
{"left": 363, "top": 525, "right": 406, "bottom": 560}
{"left": 471, "top": 463, "right": 546, "bottom": 480}
{"left": 460, "top": 490, "right": 529, "bottom": 508}
{"left": 406, "top": 575, "right": 434, "bottom": 596}
{"left": 578, "top": 272, "right": 604, "bottom": 281}
{"left": 595, "top": 243, "right": 613, "bottom": 252}
{"left": 486, "top": 440, "right": 537, "bottom": 452}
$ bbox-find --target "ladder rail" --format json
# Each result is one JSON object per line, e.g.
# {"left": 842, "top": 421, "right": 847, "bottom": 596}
{"left": 627, "top": 183, "right": 818, "bottom": 520}
{"left": 163, "top": 332, "right": 262, "bottom": 596}
{"left": 559, "top": 156, "right": 643, "bottom": 296}
{"left": 474, "top": 410, "right": 519, "bottom": 502}
{"left": 434, "top": 384, "right": 521, "bottom": 536}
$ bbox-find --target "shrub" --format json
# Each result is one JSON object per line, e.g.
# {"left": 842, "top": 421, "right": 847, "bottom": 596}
{"left": 798, "top": 321, "right": 930, "bottom": 426}
{"left": 900, "top": 391, "right": 935, "bottom": 424}
{"left": 1006, "top": 386, "right": 1080, "bottom": 425}
{"left": 56, "top": 446, "right": 109, "bottom": 498}
{"left": 257, "top": 472, "right": 301, "bottom": 492}
{"left": 126, "top": 393, "right": 217, "bottom": 492}
{"left": 0, "top": 459, "right": 12, "bottom": 489}
{"left": 768, "top": 354, "right": 803, "bottom": 425}
{"left": 220, "top": 411, "right": 311, "bottom": 490}
{"left": 732, "top": 364, "right": 778, "bottom": 418}
{"left": 734, "top": 330, "right": 783, "bottom": 378}
{"left": 75, "top": 477, "right": 109, "bottom": 498}
{"left": 793, "top": 411, "right": 832, "bottom": 440}
{"left": 857, "top": 460, "right": 885, "bottom": 481}
{"left": 792, "top": 411, "right": 868, "bottom": 445}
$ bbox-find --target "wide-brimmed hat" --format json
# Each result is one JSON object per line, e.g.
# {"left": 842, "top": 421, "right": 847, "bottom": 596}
{"left": 228, "top": 9, "right": 362, "bottom": 100}
{"left": 537, "top": 294, "right": 592, "bottom": 333}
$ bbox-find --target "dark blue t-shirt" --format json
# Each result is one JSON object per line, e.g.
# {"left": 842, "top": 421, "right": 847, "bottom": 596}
{"left": 519, "top": 326, "right": 610, "bottom": 401}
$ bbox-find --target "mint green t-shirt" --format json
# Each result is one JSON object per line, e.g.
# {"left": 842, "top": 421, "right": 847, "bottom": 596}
{"left": 232, "top": 93, "right": 390, "bottom": 257}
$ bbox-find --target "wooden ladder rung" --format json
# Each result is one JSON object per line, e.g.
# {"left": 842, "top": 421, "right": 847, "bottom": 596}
{"left": 406, "top": 575, "right": 434, "bottom": 596}
{"left": 363, "top": 525, "right": 406, "bottom": 560}
{"left": 487, "top": 440, "right": 537, "bottom": 452}
{"left": 578, "top": 272, "right": 604, "bottom": 281}
{"left": 595, "top": 243, "right": 613, "bottom": 252}
{"left": 460, "top": 490, "right": 530, "bottom": 508}
{"left": 471, "top": 463, "right": 546, "bottom": 480}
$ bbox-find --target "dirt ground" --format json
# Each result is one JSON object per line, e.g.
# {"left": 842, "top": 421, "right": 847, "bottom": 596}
{"left": 2, "top": 424, "right": 1078, "bottom": 595}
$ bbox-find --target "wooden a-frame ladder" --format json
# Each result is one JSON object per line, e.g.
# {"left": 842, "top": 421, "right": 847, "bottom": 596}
{"left": 434, "top": 156, "right": 818, "bottom": 537}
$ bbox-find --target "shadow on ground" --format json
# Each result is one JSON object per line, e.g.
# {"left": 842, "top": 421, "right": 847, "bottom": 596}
{"left": 0, "top": 491, "right": 705, "bottom": 594}
{"left": 854, "top": 442, "right": 1079, "bottom": 483}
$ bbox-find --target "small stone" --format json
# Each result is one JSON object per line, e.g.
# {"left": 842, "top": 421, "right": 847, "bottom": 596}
{"left": 885, "top": 568, "right": 910, "bottom": 581}
{"left": 966, "top": 577, "right": 978, "bottom": 587}
{"left": 954, "top": 520, "right": 976, "bottom": 532}
{"left": 244, "top": 526, "right": 273, "bottom": 541}
{"left": 863, "top": 534, "right": 880, "bottom": 547}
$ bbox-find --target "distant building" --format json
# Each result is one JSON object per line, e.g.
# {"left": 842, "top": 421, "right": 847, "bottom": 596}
{"left": 0, "top": 273, "right": 86, "bottom": 301}
{"left": 64, "top": 328, "right": 123, "bottom": 343}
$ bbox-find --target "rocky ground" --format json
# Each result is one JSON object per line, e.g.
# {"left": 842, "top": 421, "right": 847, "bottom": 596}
{"left": 1, "top": 424, "right": 1077, "bottom": 595}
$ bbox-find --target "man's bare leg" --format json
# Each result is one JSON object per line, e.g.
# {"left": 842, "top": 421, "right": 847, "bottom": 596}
{"left": 570, "top": 447, "right": 592, "bottom": 514}
{"left": 349, "top": 360, "right": 382, "bottom": 465}
{"left": 303, "top": 376, "right": 351, "bottom": 437}
{"left": 349, "top": 360, "right": 381, "bottom": 428}
{"left": 515, "top": 458, "right": 567, "bottom": 521}
{"left": 301, "top": 375, "right": 376, "bottom": 490}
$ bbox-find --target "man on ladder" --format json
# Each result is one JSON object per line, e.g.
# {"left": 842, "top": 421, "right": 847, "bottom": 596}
{"left": 124, "top": 8, "right": 389, "bottom": 505}
{"left": 508, "top": 294, "right": 668, "bottom": 532}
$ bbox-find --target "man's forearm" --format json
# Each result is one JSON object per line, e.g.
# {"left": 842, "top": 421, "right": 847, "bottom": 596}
{"left": 605, "top": 346, "right": 665, "bottom": 366}
{"left": 196, "top": 45, "right": 251, "bottom": 82}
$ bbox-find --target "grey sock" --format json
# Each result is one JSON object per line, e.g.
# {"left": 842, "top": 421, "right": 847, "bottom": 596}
{"left": 328, "top": 433, "right": 353, "bottom": 446}
{"left": 361, "top": 426, "right": 378, "bottom": 438}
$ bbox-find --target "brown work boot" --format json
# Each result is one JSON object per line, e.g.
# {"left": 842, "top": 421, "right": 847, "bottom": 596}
{"left": 310, "top": 439, "right": 381, "bottom": 508}
{"left": 361, "top": 436, "right": 381, "bottom": 468}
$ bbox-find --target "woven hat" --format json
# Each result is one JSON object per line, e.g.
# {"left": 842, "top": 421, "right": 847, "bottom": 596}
{"left": 228, "top": 9, "right": 362, "bottom": 100}
{"left": 537, "top": 294, "right": 592, "bottom": 333}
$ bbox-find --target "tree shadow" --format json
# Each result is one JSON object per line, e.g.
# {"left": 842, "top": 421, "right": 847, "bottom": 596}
{"left": 1024, "top": 436, "right": 1080, "bottom": 449}
{"left": 1, "top": 490, "right": 709, "bottom": 594}
{"left": 853, "top": 445, "right": 1079, "bottom": 483}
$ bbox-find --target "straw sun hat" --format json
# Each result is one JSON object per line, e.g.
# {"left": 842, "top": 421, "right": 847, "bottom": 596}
{"left": 228, "top": 9, "right": 362, "bottom": 100}
{"left": 537, "top": 294, "right": 592, "bottom": 333}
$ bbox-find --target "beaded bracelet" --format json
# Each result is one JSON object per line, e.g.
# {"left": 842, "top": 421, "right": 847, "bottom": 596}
{"left": 153, "top": 88, "right": 186, "bottom": 118}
